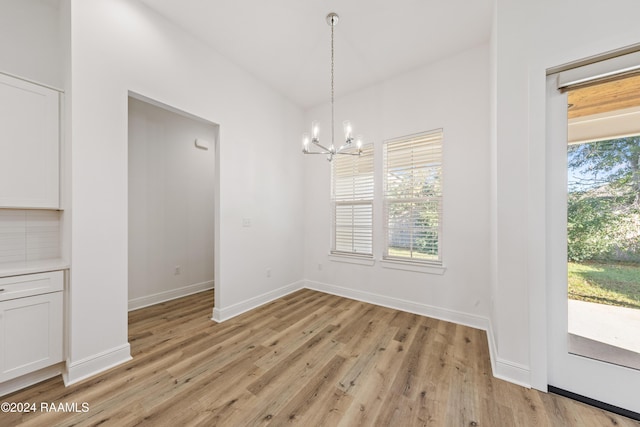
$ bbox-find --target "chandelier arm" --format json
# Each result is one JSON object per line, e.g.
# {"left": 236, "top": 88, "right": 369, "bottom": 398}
{"left": 303, "top": 150, "right": 331, "bottom": 155}
{"left": 312, "top": 140, "right": 333, "bottom": 152}
{"left": 336, "top": 139, "right": 355, "bottom": 154}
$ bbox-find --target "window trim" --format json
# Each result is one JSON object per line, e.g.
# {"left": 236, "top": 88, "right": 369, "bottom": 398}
{"left": 379, "top": 258, "right": 446, "bottom": 275}
{"left": 328, "top": 253, "right": 376, "bottom": 266}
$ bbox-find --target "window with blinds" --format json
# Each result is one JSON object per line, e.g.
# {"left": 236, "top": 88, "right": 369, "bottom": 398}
{"left": 331, "top": 145, "right": 374, "bottom": 256}
{"left": 383, "top": 129, "right": 443, "bottom": 263}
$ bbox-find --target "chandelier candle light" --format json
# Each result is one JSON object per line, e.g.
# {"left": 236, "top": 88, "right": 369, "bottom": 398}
{"left": 302, "top": 12, "right": 363, "bottom": 162}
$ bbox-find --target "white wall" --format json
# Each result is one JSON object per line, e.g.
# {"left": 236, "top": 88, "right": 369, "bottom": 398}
{"left": 0, "top": 0, "right": 62, "bottom": 88}
{"left": 303, "top": 45, "right": 491, "bottom": 327}
{"left": 66, "top": 0, "right": 304, "bottom": 383}
{"left": 128, "top": 97, "right": 216, "bottom": 309}
{"left": 492, "top": 0, "right": 640, "bottom": 389}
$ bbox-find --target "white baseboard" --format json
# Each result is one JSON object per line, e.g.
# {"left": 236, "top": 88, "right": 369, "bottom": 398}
{"left": 493, "top": 358, "right": 531, "bottom": 388}
{"left": 304, "top": 279, "right": 532, "bottom": 389}
{"left": 485, "top": 325, "right": 531, "bottom": 387}
{"left": 128, "top": 280, "right": 214, "bottom": 311}
{"left": 212, "top": 280, "right": 304, "bottom": 322}
{"left": 305, "top": 280, "right": 490, "bottom": 331}
{"left": 63, "top": 343, "right": 132, "bottom": 386}
{"left": 0, "top": 363, "right": 64, "bottom": 397}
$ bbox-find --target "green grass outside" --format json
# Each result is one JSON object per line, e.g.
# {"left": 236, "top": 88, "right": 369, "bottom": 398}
{"left": 568, "top": 261, "right": 640, "bottom": 309}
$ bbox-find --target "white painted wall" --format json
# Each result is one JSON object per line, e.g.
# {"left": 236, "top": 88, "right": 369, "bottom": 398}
{"left": 66, "top": 0, "right": 304, "bottom": 382}
{"left": 492, "top": 0, "right": 640, "bottom": 389}
{"left": 0, "top": 0, "right": 62, "bottom": 89}
{"left": 128, "top": 97, "right": 216, "bottom": 309}
{"left": 303, "top": 45, "right": 491, "bottom": 326}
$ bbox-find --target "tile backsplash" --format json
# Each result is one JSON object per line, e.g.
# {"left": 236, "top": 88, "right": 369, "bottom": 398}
{"left": 0, "top": 209, "right": 60, "bottom": 264}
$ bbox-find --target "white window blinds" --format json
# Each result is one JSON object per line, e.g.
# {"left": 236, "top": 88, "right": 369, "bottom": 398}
{"left": 331, "top": 145, "right": 374, "bottom": 256}
{"left": 383, "top": 129, "right": 443, "bottom": 263}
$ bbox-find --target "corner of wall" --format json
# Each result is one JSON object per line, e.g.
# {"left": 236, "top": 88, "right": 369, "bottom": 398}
{"left": 63, "top": 344, "right": 131, "bottom": 387}
{"left": 485, "top": 321, "right": 532, "bottom": 388}
{"left": 211, "top": 280, "right": 305, "bottom": 323}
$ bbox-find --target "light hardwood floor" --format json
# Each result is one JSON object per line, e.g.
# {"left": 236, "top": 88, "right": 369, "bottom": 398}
{"left": 1, "top": 289, "right": 638, "bottom": 426}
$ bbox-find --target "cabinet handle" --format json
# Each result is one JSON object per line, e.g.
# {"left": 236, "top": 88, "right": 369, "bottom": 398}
{"left": 0, "top": 289, "right": 4, "bottom": 292}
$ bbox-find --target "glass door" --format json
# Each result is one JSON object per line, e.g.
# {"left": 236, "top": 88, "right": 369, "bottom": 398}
{"left": 547, "top": 67, "right": 640, "bottom": 416}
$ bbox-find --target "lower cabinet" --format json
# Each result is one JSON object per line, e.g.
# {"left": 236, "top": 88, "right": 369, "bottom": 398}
{"left": 0, "top": 271, "right": 64, "bottom": 383}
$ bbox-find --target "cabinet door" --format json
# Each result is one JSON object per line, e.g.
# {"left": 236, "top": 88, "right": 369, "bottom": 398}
{"left": 0, "top": 292, "right": 63, "bottom": 382}
{"left": 0, "top": 74, "right": 59, "bottom": 209}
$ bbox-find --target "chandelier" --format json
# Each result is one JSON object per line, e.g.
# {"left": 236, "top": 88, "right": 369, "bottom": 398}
{"left": 302, "top": 12, "right": 363, "bottom": 162}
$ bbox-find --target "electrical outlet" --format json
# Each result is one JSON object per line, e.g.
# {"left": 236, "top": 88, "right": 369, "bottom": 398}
{"left": 174, "top": 265, "right": 181, "bottom": 275}
{"left": 266, "top": 268, "right": 272, "bottom": 278}
{"left": 318, "top": 263, "right": 323, "bottom": 271}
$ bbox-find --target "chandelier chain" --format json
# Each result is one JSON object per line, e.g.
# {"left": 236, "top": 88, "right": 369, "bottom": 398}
{"left": 330, "top": 19, "right": 335, "bottom": 149}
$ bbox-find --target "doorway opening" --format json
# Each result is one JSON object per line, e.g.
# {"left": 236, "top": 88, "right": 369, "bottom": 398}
{"left": 127, "top": 94, "right": 218, "bottom": 314}
{"left": 566, "top": 73, "right": 640, "bottom": 370}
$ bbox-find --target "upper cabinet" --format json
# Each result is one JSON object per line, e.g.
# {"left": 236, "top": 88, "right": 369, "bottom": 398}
{"left": 0, "top": 73, "right": 60, "bottom": 209}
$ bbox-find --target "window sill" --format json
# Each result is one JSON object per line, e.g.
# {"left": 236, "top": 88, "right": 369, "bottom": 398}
{"left": 328, "top": 253, "right": 375, "bottom": 266}
{"left": 380, "top": 259, "right": 446, "bottom": 275}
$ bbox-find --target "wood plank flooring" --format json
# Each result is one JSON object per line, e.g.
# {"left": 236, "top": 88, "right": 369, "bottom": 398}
{"left": 1, "top": 289, "right": 638, "bottom": 426}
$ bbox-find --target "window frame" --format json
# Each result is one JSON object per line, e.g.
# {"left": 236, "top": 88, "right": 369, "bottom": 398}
{"left": 330, "top": 144, "right": 375, "bottom": 258}
{"left": 382, "top": 129, "right": 444, "bottom": 266}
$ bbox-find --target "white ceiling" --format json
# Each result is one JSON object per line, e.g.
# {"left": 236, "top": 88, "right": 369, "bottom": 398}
{"left": 138, "top": 0, "right": 494, "bottom": 109}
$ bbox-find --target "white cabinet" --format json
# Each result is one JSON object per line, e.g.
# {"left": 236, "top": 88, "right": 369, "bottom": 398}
{"left": 0, "top": 271, "right": 63, "bottom": 383}
{"left": 0, "top": 73, "right": 60, "bottom": 209}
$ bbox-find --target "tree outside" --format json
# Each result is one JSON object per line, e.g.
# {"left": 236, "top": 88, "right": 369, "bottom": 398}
{"left": 386, "top": 166, "right": 441, "bottom": 261}
{"left": 567, "top": 136, "right": 640, "bottom": 309}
